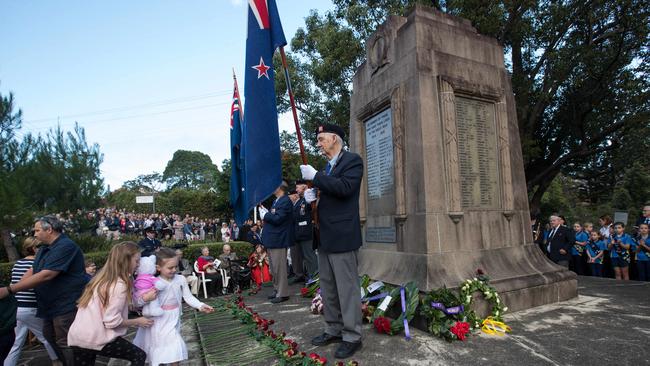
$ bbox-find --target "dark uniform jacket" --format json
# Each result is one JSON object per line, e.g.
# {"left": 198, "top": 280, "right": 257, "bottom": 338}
{"left": 313, "top": 150, "right": 363, "bottom": 253}
{"left": 138, "top": 237, "right": 162, "bottom": 257}
{"left": 261, "top": 194, "right": 294, "bottom": 249}
{"left": 293, "top": 197, "right": 313, "bottom": 242}
{"left": 548, "top": 225, "right": 574, "bottom": 263}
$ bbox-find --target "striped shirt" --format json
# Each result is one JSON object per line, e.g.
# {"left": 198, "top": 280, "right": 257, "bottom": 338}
{"left": 11, "top": 258, "right": 37, "bottom": 308}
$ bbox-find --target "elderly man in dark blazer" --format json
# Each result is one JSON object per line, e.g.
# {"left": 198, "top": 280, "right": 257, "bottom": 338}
{"left": 259, "top": 181, "right": 294, "bottom": 304}
{"left": 548, "top": 214, "right": 574, "bottom": 268}
{"left": 300, "top": 123, "right": 364, "bottom": 359}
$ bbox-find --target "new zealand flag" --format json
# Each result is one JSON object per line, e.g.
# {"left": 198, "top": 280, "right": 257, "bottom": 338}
{"left": 242, "top": 0, "right": 286, "bottom": 215}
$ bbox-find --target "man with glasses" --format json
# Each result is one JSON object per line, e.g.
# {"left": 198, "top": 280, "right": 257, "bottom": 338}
{"left": 0, "top": 215, "right": 87, "bottom": 365}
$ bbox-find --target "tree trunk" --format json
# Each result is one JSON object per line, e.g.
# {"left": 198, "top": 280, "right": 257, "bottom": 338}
{"left": 528, "top": 173, "right": 556, "bottom": 215}
{"left": 2, "top": 228, "right": 19, "bottom": 262}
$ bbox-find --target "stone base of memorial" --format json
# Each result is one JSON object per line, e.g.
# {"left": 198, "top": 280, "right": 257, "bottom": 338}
{"left": 348, "top": 5, "right": 577, "bottom": 314}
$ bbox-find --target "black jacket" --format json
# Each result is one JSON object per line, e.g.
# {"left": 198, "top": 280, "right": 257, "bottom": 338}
{"left": 293, "top": 197, "right": 313, "bottom": 241}
{"left": 313, "top": 150, "right": 363, "bottom": 253}
{"left": 261, "top": 194, "right": 294, "bottom": 249}
{"left": 548, "top": 225, "right": 574, "bottom": 263}
{"left": 138, "top": 238, "right": 161, "bottom": 257}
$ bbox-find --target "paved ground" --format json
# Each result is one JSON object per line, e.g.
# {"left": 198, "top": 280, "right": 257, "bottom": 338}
{"left": 243, "top": 276, "right": 650, "bottom": 366}
{"left": 14, "top": 276, "right": 650, "bottom": 366}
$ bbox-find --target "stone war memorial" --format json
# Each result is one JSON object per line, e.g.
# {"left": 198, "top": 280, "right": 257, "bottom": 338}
{"left": 349, "top": 5, "right": 577, "bottom": 312}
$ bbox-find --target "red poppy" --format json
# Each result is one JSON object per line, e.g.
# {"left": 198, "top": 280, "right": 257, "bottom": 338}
{"left": 373, "top": 316, "right": 392, "bottom": 334}
{"left": 450, "top": 321, "right": 470, "bottom": 341}
{"left": 301, "top": 287, "right": 309, "bottom": 296}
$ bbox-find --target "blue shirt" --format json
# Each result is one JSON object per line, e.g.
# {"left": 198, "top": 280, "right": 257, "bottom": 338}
{"left": 636, "top": 237, "right": 650, "bottom": 261}
{"left": 572, "top": 231, "right": 589, "bottom": 256}
{"left": 585, "top": 240, "right": 606, "bottom": 264}
{"left": 609, "top": 233, "right": 634, "bottom": 259}
{"left": 32, "top": 234, "right": 88, "bottom": 319}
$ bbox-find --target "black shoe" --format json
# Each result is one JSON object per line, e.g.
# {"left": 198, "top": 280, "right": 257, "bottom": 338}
{"left": 311, "top": 333, "right": 342, "bottom": 347}
{"left": 267, "top": 290, "right": 278, "bottom": 300}
{"left": 270, "top": 296, "right": 289, "bottom": 304}
{"left": 335, "top": 341, "right": 362, "bottom": 359}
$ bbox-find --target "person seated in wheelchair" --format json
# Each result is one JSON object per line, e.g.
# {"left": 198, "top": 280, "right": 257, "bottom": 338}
{"left": 228, "top": 258, "right": 252, "bottom": 293}
{"left": 218, "top": 244, "right": 238, "bottom": 270}
{"left": 217, "top": 244, "right": 239, "bottom": 293}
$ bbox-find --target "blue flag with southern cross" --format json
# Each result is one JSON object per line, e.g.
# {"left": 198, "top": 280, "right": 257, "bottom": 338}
{"left": 229, "top": 73, "right": 246, "bottom": 225}
{"left": 242, "top": 0, "right": 287, "bottom": 213}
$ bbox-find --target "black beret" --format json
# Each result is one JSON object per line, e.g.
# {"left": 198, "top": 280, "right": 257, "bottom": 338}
{"left": 144, "top": 226, "right": 155, "bottom": 233}
{"left": 316, "top": 123, "right": 345, "bottom": 139}
{"left": 289, "top": 189, "right": 298, "bottom": 195}
{"left": 294, "top": 179, "right": 308, "bottom": 185}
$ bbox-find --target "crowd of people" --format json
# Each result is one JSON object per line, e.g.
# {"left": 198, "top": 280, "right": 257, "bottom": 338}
{"left": 23, "top": 208, "right": 246, "bottom": 243}
{"left": 533, "top": 205, "right": 650, "bottom": 281}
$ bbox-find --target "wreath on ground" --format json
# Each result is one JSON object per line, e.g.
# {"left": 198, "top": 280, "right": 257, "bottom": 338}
{"left": 370, "top": 281, "right": 419, "bottom": 338}
{"left": 420, "top": 286, "right": 469, "bottom": 342}
{"left": 458, "top": 270, "right": 507, "bottom": 328}
{"left": 420, "top": 269, "right": 508, "bottom": 341}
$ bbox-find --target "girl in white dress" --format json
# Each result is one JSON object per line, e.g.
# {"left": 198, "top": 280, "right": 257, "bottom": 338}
{"left": 134, "top": 248, "right": 213, "bottom": 366}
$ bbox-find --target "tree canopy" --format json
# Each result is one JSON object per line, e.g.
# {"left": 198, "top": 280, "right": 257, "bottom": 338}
{"left": 162, "top": 150, "right": 219, "bottom": 190}
{"left": 1, "top": 89, "right": 104, "bottom": 260}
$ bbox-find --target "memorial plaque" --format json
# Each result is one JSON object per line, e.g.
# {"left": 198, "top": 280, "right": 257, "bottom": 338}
{"left": 366, "top": 227, "right": 397, "bottom": 243}
{"left": 365, "top": 108, "right": 396, "bottom": 242}
{"left": 365, "top": 108, "right": 395, "bottom": 200}
{"left": 454, "top": 97, "right": 500, "bottom": 208}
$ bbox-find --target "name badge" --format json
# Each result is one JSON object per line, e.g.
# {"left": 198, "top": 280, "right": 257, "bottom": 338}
{"left": 298, "top": 221, "right": 308, "bottom": 226}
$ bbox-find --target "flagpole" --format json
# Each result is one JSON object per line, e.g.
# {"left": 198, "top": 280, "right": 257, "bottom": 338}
{"left": 279, "top": 46, "right": 308, "bottom": 165}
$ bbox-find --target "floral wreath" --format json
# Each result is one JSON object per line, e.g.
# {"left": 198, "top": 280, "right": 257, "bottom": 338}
{"left": 420, "top": 269, "right": 509, "bottom": 341}
{"left": 420, "top": 286, "right": 469, "bottom": 341}
{"left": 370, "top": 282, "right": 419, "bottom": 338}
{"left": 458, "top": 272, "right": 507, "bottom": 329}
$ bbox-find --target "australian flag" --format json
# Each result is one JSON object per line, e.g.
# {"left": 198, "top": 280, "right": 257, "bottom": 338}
{"left": 242, "top": 0, "right": 287, "bottom": 214}
{"left": 229, "top": 73, "right": 246, "bottom": 225}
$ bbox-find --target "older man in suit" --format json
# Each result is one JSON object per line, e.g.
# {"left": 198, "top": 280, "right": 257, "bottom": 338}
{"left": 548, "top": 214, "right": 574, "bottom": 269}
{"left": 258, "top": 181, "right": 294, "bottom": 304}
{"left": 300, "top": 123, "right": 364, "bottom": 359}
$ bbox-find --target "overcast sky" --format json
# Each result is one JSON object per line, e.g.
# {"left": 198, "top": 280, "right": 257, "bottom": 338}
{"left": 1, "top": 0, "right": 335, "bottom": 190}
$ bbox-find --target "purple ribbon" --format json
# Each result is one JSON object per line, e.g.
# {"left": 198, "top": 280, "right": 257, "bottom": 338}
{"left": 400, "top": 286, "right": 411, "bottom": 340}
{"left": 306, "top": 277, "right": 318, "bottom": 285}
{"left": 361, "top": 291, "right": 388, "bottom": 302}
{"left": 431, "top": 302, "right": 464, "bottom": 315}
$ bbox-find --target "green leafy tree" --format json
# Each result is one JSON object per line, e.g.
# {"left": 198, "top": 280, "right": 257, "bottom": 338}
{"left": 123, "top": 172, "right": 164, "bottom": 193}
{"left": 162, "top": 150, "right": 219, "bottom": 190}
{"left": 0, "top": 91, "right": 25, "bottom": 261}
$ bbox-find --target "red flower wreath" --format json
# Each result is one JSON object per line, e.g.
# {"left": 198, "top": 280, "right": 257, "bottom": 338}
{"left": 373, "top": 316, "right": 392, "bottom": 334}
{"left": 450, "top": 321, "right": 470, "bottom": 341}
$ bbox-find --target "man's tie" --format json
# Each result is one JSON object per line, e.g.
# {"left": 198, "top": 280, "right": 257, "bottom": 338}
{"left": 550, "top": 227, "right": 557, "bottom": 239}
{"left": 325, "top": 162, "right": 332, "bottom": 175}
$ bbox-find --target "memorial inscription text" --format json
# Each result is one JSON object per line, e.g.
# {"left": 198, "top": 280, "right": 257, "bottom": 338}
{"left": 454, "top": 97, "right": 500, "bottom": 208}
{"left": 365, "top": 108, "right": 394, "bottom": 200}
{"left": 364, "top": 108, "right": 396, "bottom": 243}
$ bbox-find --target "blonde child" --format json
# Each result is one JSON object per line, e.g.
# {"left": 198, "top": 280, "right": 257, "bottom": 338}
{"left": 68, "top": 242, "right": 154, "bottom": 365}
{"left": 134, "top": 248, "right": 213, "bottom": 366}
